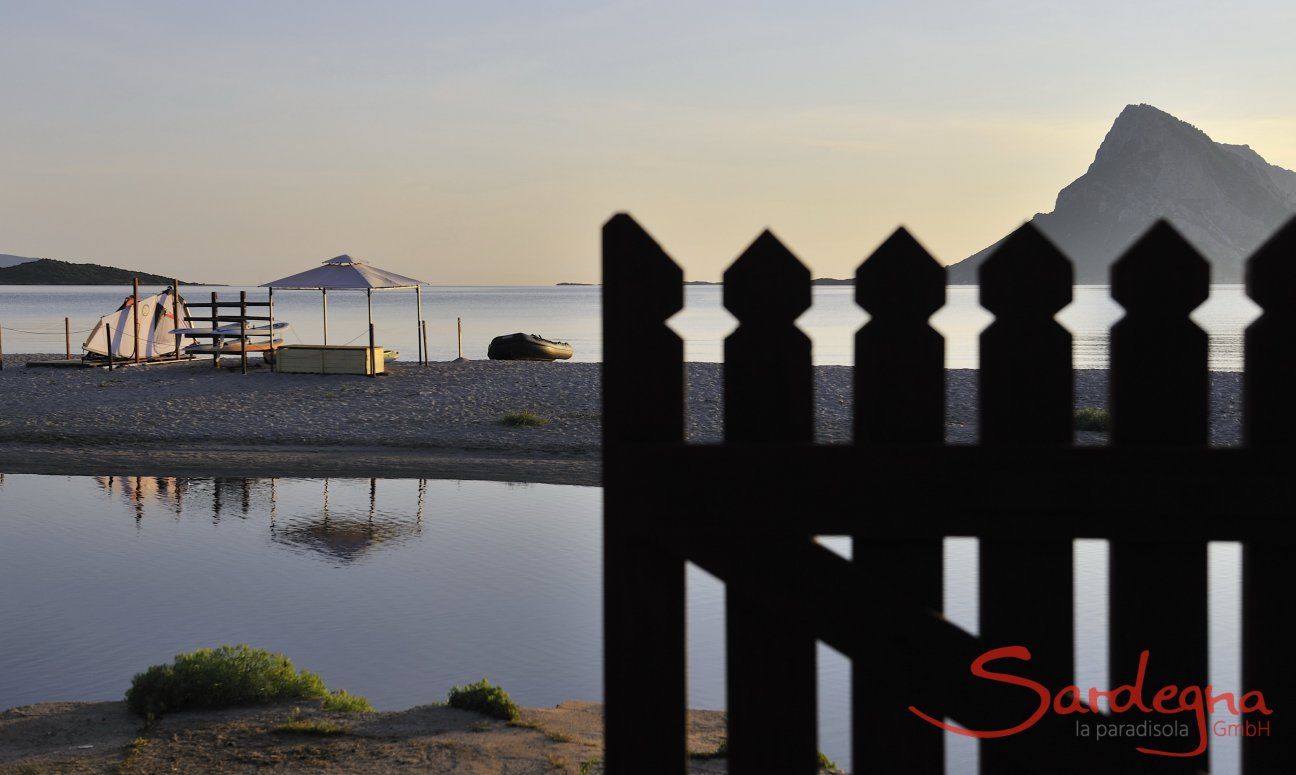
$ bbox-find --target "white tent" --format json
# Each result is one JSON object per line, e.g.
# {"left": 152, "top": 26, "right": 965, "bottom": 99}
{"left": 261, "top": 255, "right": 429, "bottom": 364}
{"left": 83, "top": 288, "right": 193, "bottom": 359}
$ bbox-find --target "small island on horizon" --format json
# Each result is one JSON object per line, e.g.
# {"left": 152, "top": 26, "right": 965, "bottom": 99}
{"left": 0, "top": 255, "right": 204, "bottom": 286}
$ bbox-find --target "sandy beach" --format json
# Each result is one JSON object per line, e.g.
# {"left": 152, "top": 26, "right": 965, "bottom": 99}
{"left": 0, "top": 699, "right": 744, "bottom": 774}
{"left": 0, "top": 355, "right": 1243, "bottom": 485}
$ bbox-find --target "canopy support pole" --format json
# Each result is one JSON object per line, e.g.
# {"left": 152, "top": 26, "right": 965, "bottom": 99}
{"left": 367, "top": 288, "right": 376, "bottom": 378}
{"left": 322, "top": 288, "right": 329, "bottom": 345}
{"left": 415, "top": 285, "right": 424, "bottom": 366}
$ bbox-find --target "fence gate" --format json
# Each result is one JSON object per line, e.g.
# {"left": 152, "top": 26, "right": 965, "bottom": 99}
{"left": 602, "top": 213, "right": 1295, "bottom": 774}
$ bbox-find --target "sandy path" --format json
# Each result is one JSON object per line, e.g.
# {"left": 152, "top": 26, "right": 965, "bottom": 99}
{"left": 0, "top": 355, "right": 1243, "bottom": 484}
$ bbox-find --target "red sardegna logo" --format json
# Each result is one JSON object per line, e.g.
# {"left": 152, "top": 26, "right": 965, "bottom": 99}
{"left": 908, "top": 646, "right": 1272, "bottom": 757}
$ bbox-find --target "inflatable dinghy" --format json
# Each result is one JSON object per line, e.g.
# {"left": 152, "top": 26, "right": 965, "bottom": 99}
{"left": 487, "top": 333, "right": 573, "bottom": 361}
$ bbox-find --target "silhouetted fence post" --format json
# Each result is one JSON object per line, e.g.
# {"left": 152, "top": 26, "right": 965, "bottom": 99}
{"left": 852, "top": 227, "right": 947, "bottom": 772}
{"left": 602, "top": 214, "right": 687, "bottom": 775}
{"left": 721, "top": 231, "right": 817, "bottom": 774}
{"left": 1242, "top": 215, "right": 1296, "bottom": 774}
{"left": 978, "top": 224, "right": 1074, "bottom": 771}
{"left": 1109, "top": 222, "right": 1209, "bottom": 768}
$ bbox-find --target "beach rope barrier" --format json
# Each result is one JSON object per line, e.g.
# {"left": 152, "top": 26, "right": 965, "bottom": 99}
{"left": 0, "top": 325, "right": 93, "bottom": 335}
{"left": 339, "top": 329, "right": 370, "bottom": 346}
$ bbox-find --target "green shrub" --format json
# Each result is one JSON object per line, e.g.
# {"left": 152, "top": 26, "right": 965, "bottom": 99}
{"left": 321, "top": 689, "right": 374, "bottom": 713}
{"left": 498, "top": 411, "right": 549, "bottom": 428}
{"left": 447, "top": 679, "right": 520, "bottom": 721}
{"left": 125, "top": 644, "right": 328, "bottom": 717}
{"left": 272, "top": 719, "right": 350, "bottom": 736}
{"left": 1074, "top": 406, "right": 1111, "bottom": 432}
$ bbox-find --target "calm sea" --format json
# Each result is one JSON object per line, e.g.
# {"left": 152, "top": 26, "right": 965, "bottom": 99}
{"left": 0, "top": 284, "right": 1261, "bottom": 369}
{"left": 0, "top": 474, "right": 1244, "bottom": 774}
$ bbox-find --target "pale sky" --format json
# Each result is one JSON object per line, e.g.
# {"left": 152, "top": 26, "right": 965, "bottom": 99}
{"left": 2, "top": 1, "right": 1295, "bottom": 284}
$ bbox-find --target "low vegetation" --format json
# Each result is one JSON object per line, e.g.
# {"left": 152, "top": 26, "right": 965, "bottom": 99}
{"left": 272, "top": 719, "right": 350, "bottom": 736}
{"left": 498, "top": 410, "right": 550, "bottom": 427}
{"left": 124, "top": 644, "right": 370, "bottom": 718}
{"left": 1074, "top": 406, "right": 1112, "bottom": 432}
{"left": 447, "top": 678, "right": 520, "bottom": 721}
{"left": 321, "top": 689, "right": 374, "bottom": 713}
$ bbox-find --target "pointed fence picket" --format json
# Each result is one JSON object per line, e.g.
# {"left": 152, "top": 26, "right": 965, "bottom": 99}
{"left": 1241, "top": 218, "right": 1296, "bottom": 775}
{"left": 977, "top": 224, "right": 1075, "bottom": 774}
{"left": 852, "top": 227, "right": 947, "bottom": 773}
{"left": 721, "top": 231, "right": 819, "bottom": 773}
{"left": 601, "top": 213, "right": 1294, "bottom": 775}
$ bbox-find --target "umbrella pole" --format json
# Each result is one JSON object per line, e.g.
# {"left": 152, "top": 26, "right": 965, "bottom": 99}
{"left": 322, "top": 288, "right": 329, "bottom": 346}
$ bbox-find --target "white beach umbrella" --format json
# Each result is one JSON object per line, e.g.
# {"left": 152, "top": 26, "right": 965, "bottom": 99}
{"left": 261, "top": 255, "right": 429, "bottom": 362}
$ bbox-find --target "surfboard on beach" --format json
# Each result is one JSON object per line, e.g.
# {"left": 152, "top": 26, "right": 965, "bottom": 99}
{"left": 184, "top": 338, "right": 284, "bottom": 354}
{"left": 170, "top": 322, "right": 289, "bottom": 337}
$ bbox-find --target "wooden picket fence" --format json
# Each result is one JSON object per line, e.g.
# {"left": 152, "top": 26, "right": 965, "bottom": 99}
{"left": 601, "top": 213, "right": 1295, "bottom": 774}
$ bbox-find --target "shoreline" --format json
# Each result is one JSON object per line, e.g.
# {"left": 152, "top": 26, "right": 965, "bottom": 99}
{"left": 1, "top": 355, "right": 1245, "bottom": 486}
{"left": 0, "top": 442, "right": 602, "bottom": 487}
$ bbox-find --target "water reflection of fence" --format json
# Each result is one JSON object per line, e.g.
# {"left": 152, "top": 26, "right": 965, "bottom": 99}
{"left": 95, "top": 476, "right": 427, "bottom": 561}
{"left": 601, "top": 213, "right": 1295, "bottom": 774}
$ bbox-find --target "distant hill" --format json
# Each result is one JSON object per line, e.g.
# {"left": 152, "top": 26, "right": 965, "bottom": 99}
{"left": 948, "top": 104, "right": 1296, "bottom": 283}
{"left": 0, "top": 253, "right": 35, "bottom": 268}
{"left": 0, "top": 258, "right": 195, "bottom": 285}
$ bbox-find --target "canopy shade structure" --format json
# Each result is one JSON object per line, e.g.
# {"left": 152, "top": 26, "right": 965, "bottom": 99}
{"left": 260, "top": 255, "right": 431, "bottom": 367}
{"left": 261, "top": 254, "right": 425, "bottom": 290}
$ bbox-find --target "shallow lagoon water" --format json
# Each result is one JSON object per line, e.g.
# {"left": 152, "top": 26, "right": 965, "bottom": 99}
{"left": 0, "top": 474, "right": 1243, "bottom": 773}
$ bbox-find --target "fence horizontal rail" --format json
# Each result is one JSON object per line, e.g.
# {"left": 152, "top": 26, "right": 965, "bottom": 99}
{"left": 615, "top": 444, "right": 1293, "bottom": 541}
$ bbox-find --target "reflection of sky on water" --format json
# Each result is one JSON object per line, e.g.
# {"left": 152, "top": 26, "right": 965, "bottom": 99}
{"left": 0, "top": 474, "right": 1244, "bottom": 773}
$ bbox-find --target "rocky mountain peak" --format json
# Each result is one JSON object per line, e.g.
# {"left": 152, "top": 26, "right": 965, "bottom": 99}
{"left": 948, "top": 105, "right": 1296, "bottom": 283}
